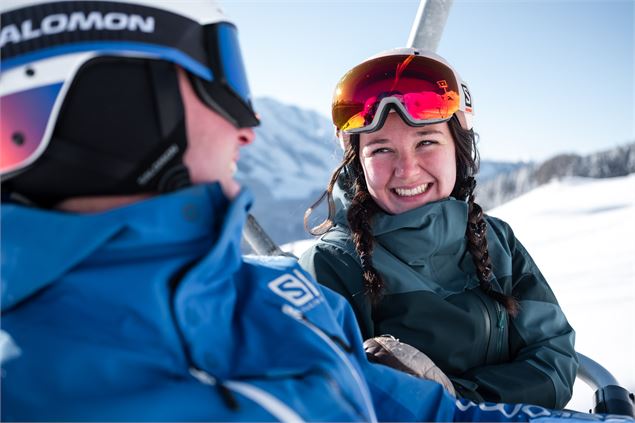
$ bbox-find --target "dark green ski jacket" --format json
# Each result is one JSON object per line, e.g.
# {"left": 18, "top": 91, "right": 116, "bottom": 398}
{"left": 300, "top": 188, "right": 578, "bottom": 409}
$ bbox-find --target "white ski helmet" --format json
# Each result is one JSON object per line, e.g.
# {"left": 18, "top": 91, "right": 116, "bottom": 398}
{"left": 0, "top": 0, "right": 258, "bottom": 205}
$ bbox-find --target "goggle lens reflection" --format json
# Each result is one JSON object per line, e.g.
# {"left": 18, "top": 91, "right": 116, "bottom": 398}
{"left": 333, "top": 54, "right": 462, "bottom": 132}
{"left": 0, "top": 83, "right": 62, "bottom": 175}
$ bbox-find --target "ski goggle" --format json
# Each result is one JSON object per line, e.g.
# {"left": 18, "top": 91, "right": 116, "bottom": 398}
{"left": 0, "top": 1, "right": 258, "bottom": 177}
{"left": 332, "top": 52, "right": 473, "bottom": 134}
{"left": 188, "top": 22, "right": 260, "bottom": 129}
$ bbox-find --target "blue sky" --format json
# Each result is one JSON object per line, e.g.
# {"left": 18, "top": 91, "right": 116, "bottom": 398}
{"left": 224, "top": 1, "right": 634, "bottom": 162}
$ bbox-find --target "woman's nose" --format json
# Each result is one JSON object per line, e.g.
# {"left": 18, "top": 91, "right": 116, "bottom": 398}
{"left": 394, "top": 154, "right": 421, "bottom": 179}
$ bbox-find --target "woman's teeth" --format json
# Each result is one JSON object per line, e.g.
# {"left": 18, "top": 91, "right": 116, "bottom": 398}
{"left": 393, "top": 183, "right": 430, "bottom": 197}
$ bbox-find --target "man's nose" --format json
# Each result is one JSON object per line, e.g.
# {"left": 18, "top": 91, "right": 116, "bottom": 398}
{"left": 238, "top": 127, "right": 255, "bottom": 146}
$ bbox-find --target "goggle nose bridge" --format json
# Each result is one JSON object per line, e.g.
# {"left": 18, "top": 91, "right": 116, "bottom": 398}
{"left": 344, "top": 96, "right": 453, "bottom": 134}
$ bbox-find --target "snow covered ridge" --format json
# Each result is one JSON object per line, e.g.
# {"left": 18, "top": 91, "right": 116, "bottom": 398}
{"left": 237, "top": 97, "right": 340, "bottom": 202}
{"left": 236, "top": 97, "right": 341, "bottom": 246}
{"left": 477, "top": 142, "right": 635, "bottom": 210}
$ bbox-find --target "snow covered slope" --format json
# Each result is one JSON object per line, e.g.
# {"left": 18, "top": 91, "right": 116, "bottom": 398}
{"left": 489, "top": 174, "right": 635, "bottom": 411}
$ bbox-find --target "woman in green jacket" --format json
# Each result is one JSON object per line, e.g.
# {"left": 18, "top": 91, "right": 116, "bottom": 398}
{"left": 300, "top": 47, "right": 578, "bottom": 409}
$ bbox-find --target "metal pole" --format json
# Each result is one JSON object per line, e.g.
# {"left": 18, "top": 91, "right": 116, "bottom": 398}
{"left": 243, "top": 213, "right": 296, "bottom": 258}
{"left": 407, "top": 0, "right": 454, "bottom": 52}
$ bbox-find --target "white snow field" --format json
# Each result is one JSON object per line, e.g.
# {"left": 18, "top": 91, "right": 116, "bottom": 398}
{"left": 284, "top": 174, "right": 635, "bottom": 412}
{"left": 488, "top": 174, "right": 635, "bottom": 412}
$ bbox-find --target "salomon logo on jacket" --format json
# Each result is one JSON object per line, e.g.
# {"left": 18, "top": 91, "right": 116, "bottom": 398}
{"left": 268, "top": 269, "right": 322, "bottom": 307}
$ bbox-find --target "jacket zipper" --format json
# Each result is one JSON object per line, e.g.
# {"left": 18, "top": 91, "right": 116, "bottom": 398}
{"left": 495, "top": 302, "right": 505, "bottom": 358}
{"left": 282, "top": 305, "right": 378, "bottom": 423}
{"left": 474, "top": 291, "right": 492, "bottom": 359}
{"left": 190, "top": 368, "right": 304, "bottom": 422}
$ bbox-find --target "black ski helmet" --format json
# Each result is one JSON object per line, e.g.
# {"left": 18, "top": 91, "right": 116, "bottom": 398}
{"left": 0, "top": 0, "right": 259, "bottom": 207}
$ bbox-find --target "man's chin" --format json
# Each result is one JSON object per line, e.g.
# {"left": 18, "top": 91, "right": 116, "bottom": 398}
{"left": 220, "top": 179, "right": 241, "bottom": 199}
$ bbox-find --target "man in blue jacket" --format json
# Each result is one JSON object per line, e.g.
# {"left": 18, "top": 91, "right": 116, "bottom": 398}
{"left": 0, "top": 1, "right": 630, "bottom": 421}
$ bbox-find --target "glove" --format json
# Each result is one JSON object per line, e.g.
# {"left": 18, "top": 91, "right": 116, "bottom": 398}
{"left": 364, "top": 335, "right": 456, "bottom": 397}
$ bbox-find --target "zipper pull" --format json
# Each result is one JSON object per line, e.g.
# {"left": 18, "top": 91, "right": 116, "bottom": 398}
{"left": 190, "top": 367, "right": 239, "bottom": 411}
{"left": 282, "top": 304, "right": 303, "bottom": 320}
{"left": 282, "top": 305, "right": 352, "bottom": 352}
{"left": 217, "top": 383, "right": 239, "bottom": 410}
{"left": 498, "top": 308, "right": 505, "bottom": 329}
{"left": 329, "top": 335, "right": 353, "bottom": 353}
{"left": 494, "top": 302, "right": 505, "bottom": 329}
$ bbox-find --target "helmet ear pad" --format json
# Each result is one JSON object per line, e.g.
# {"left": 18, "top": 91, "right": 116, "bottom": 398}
{"left": 6, "top": 57, "right": 190, "bottom": 207}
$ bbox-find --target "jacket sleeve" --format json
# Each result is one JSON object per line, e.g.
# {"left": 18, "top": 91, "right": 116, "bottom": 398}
{"left": 462, "top": 217, "right": 579, "bottom": 409}
{"left": 300, "top": 242, "right": 375, "bottom": 340}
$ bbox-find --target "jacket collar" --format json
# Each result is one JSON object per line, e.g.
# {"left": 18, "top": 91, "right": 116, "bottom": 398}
{"left": 331, "top": 178, "right": 481, "bottom": 297}
{"left": 372, "top": 199, "right": 469, "bottom": 266}
{"left": 332, "top": 179, "right": 469, "bottom": 265}
{"left": 1, "top": 184, "right": 252, "bottom": 310}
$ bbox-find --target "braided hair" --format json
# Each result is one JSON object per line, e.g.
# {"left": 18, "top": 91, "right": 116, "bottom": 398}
{"left": 449, "top": 116, "right": 519, "bottom": 316}
{"left": 306, "top": 115, "right": 519, "bottom": 315}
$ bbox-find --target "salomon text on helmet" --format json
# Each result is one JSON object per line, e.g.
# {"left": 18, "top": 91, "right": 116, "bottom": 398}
{"left": 0, "top": 0, "right": 259, "bottom": 206}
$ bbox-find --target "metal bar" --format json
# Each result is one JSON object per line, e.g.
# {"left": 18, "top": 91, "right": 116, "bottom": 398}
{"left": 243, "top": 213, "right": 296, "bottom": 258}
{"left": 407, "top": 0, "right": 454, "bottom": 52}
{"left": 577, "top": 352, "right": 620, "bottom": 391}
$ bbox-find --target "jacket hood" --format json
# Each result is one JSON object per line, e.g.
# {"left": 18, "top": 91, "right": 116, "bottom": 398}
{"left": 1, "top": 184, "right": 252, "bottom": 311}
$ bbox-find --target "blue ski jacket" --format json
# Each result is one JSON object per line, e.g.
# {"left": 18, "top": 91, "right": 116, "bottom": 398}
{"left": 0, "top": 184, "right": 629, "bottom": 422}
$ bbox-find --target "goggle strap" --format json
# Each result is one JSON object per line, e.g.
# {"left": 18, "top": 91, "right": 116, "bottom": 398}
{"left": 149, "top": 60, "right": 184, "bottom": 138}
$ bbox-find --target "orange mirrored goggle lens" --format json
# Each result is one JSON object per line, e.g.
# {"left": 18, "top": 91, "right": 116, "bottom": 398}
{"left": 332, "top": 54, "right": 461, "bottom": 131}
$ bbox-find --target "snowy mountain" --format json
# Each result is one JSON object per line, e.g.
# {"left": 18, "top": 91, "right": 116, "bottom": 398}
{"left": 477, "top": 143, "right": 635, "bottom": 210}
{"left": 238, "top": 97, "right": 524, "bottom": 245}
{"left": 478, "top": 160, "right": 527, "bottom": 182}
{"left": 236, "top": 98, "right": 341, "bottom": 247}
{"left": 285, "top": 174, "right": 635, "bottom": 413}
{"left": 237, "top": 97, "right": 341, "bottom": 201}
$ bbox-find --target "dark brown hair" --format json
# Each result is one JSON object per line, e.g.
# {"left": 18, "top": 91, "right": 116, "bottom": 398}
{"left": 306, "top": 115, "right": 519, "bottom": 316}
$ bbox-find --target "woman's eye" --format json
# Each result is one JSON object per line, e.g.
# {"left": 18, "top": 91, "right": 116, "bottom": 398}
{"left": 371, "top": 147, "right": 392, "bottom": 155}
{"left": 417, "top": 140, "right": 436, "bottom": 148}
